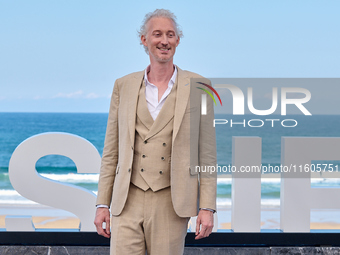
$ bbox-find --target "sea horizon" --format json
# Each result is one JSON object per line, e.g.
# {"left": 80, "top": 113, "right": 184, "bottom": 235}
{"left": 1, "top": 112, "right": 340, "bottom": 208}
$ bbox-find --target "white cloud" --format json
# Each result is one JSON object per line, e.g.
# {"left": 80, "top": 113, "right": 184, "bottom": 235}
{"left": 85, "top": 93, "right": 100, "bottom": 99}
{"left": 51, "top": 90, "right": 109, "bottom": 100}
{"left": 34, "top": 95, "right": 44, "bottom": 100}
{"left": 53, "top": 90, "right": 84, "bottom": 99}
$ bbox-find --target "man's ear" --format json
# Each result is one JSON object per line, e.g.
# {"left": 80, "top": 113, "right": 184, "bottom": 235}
{"left": 141, "top": 35, "right": 147, "bottom": 47}
{"left": 176, "top": 36, "right": 180, "bottom": 47}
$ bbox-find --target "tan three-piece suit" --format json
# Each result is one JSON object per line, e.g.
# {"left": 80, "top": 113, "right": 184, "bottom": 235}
{"left": 96, "top": 66, "right": 217, "bottom": 254}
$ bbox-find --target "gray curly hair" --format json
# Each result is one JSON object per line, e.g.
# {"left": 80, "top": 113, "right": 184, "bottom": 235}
{"left": 138, "top": 9, "right": 183, "bottom": 54}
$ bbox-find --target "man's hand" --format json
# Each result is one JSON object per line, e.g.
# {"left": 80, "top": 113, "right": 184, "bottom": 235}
{"left": 94, "top": 207, "right": 111, "bottom": 238}
{"left": 195, "top": 209, "right": 214, "bottom": 240}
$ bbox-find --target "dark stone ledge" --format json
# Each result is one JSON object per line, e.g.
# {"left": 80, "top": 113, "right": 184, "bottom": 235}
{"left": 2, "top": 232, "right": 340, "bottom": 246}
{"left": 1, "top": 246, "right": 340, "bottom": 255}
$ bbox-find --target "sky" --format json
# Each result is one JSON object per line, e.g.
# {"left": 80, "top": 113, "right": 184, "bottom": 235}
{"left": 0, "top": 0, "right": 339, "bottom": 113}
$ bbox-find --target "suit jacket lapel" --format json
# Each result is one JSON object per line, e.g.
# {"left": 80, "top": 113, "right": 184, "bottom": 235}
{"left": 144, "top": 82, "right": 176, "bottom": 140}
{"left": 128, "top": 67, "right": 190, "bottom": 146}
{"left": 128, "top": 71, "right": 144, "bottom": 148}
{"left": 137, "top": 81, "right": 154, "bottom": 131}
{"left": 173, "top": 67, "right": 190, "bottom": 143}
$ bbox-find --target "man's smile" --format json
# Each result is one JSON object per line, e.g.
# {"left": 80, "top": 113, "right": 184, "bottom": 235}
{"left": 157, "top": 47, "right": 170, "bottom": 52}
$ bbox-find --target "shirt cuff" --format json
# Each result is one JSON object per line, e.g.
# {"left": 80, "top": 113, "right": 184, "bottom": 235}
{"left": 96, "top": 204, "right": 109, "bottom": 209}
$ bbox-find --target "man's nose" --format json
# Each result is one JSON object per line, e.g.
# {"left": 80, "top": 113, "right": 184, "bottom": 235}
{"left": 160, "top": 35, "right": 169, "bottom": 45}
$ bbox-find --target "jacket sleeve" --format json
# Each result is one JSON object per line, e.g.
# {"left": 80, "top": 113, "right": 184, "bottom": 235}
{"left": 96, "top": 79, "right": 120, "bottom": 207}
{"left": 198, "top": 81, "right": 217, "bottom": 211}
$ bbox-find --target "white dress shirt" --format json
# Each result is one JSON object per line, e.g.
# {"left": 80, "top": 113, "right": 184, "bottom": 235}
{"left": 144, "top": 65, "right": 177, "bottom": 120}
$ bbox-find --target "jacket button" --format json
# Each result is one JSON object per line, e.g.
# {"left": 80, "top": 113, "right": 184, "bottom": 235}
{"left": 162, "top": 143, "right": 166, "bottom": 146}
{"left": 159, "top": 171, "right": 163, "bottom": 174}
{"left": 142, "top": 154, "right": 146, "bottom": 158}
{"left": 128, "top": 168, "right": 131, "bottom": 172}
{"left": 161, "top": 157, "right": 165, "bottom": 160}
{"left": 141, "top": 168, "right": 144, "bottom": 172}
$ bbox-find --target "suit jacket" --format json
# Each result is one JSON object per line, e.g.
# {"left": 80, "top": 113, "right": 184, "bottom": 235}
{"left": 96, "top": 66, "right": 217, "bottom": 217}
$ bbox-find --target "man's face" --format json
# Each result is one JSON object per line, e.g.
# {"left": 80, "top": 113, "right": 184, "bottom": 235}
{"left": 141, "top": 17, "right": 180, "bottom": 64}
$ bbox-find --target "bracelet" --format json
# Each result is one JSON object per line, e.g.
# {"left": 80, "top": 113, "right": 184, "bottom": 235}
{"left": 200, "top": 208, "right": 216, "bottom": 213}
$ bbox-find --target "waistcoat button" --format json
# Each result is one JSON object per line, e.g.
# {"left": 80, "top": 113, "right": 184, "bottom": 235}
{"left": 141, "top": 168, "right": 144, "bottom": 172}
{"left": 159, "top": 171, "right": 163, "bottom": 174}
{"left": 161, "top": 157, "right": 165, "bottom": 160}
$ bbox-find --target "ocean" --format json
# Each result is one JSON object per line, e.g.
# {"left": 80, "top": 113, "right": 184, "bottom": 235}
{"left": 1, "top": 112, "right": 340, "bottom": 208}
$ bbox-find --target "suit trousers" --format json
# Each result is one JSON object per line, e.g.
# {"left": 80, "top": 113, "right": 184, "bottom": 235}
{"left": 110, "top": 183, "right": 190, "bottom": 255}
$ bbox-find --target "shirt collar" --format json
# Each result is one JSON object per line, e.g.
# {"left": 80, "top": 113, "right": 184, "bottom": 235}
{"left": 144, "top": 65, "right": 177, "bottom": 88}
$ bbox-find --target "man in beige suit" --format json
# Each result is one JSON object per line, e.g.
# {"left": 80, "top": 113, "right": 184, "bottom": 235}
{"left": 94, "top": 9, "right": 217, "bottom": 255}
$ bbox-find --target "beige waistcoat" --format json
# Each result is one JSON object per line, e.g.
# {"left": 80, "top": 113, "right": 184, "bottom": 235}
{"left": 130, "top": 80, "right": 177, "bottom": 192}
